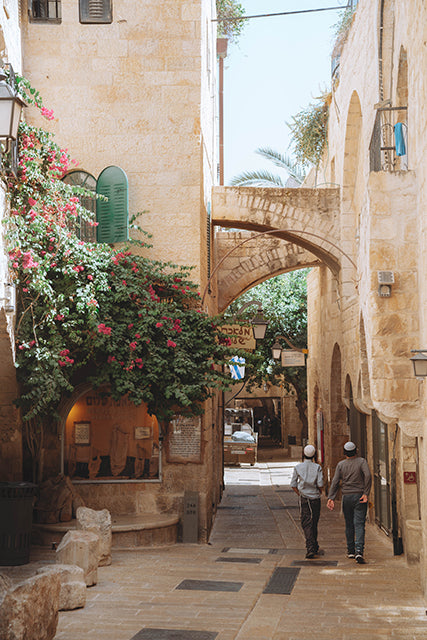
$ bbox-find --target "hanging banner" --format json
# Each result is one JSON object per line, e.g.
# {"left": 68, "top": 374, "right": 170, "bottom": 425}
{"left": 229, "top": 356, "right": 246, "bottom": 380}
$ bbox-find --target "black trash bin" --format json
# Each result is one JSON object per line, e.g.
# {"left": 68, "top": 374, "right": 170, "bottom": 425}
{"left": 0, "top": 482, "right": 37, "bottom": 566}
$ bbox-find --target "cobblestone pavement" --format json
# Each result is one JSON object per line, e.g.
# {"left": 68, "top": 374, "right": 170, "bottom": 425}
{"left": 37, "top": 461, "right": 427, "bottom": 639}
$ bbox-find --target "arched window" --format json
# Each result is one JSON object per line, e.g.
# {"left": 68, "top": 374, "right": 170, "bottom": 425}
{"left": 62, "top": 170, "right": 97, "bottom": 242}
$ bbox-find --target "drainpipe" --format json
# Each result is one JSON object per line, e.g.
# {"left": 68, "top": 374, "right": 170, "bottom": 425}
{"left": 217, "top": 38, "right": 228, "bottom": 185}
{"left": 391, "top": 425, "right": 403, "bottom": 555}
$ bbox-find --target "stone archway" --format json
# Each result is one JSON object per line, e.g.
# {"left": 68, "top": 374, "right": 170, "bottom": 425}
{"left": 210, "top": 185, "right": 346, "bottom": 309}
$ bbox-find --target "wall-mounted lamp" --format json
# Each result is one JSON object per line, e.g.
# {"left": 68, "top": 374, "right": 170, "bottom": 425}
{"left": 0, "top": 283, "right": 15, "bottom": 314}
{"left": 232, "top": 299, "right": 268, "bottom": 341}
{"left": 378, "top": 270, "right": 394, "bottom": 298}
{"left": 410, "top": 350, "right": 427, "bottom": 378}
{"left": 0, "top": 64, "right": 26, "bottom": 175}
{"left": 271, "top": 334, "right": 306, "bottom": 360}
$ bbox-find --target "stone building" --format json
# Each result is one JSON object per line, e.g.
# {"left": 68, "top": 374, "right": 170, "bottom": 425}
{"left": 0, "top": 0, "right": 223, "bottom": 543}
{"left": 306, "top": 0, "right": 427, "bottom": 592}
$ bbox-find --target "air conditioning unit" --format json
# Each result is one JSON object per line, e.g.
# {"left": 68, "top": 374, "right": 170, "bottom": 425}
{"left": 378, "top": 271, "right": 394, "bottom": 285}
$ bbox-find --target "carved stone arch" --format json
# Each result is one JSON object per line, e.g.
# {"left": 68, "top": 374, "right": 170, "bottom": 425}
{"left": 342, "top": 91, "right": 363, "bottom": 259}
{"left": 378, "top": 0, "right": 396, "bottom": 101}
{"left": 212, "top": 186, "right": 341, "bottom": 272}
{"left": 215, "top": 230, "right": 320, "bottom": 310}
{"left": 359, "top": 313, "right": 373, "bottom": 408}
{"left": 58, "top": 382, "right": 97, "bottom": 474}
{"left": 0, "top": 27, "right": 6, "bottom": 60}
{"left": 343, "top": 373, "right": 353, "bottom": 409}
{"left": 329, "top": 344, "right": 348, "bottom": 472}
{"left": 395, "top": 44, "right": 408, "bottom": 152}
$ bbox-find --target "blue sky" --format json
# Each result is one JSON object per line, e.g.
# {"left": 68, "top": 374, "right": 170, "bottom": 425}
{"left": 223, "top": 0, "right": 347, "bottom": 184}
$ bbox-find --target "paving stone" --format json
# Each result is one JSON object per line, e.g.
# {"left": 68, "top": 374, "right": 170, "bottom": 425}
{"left": 24, "top": 461, "right": 425, "bottom": 640}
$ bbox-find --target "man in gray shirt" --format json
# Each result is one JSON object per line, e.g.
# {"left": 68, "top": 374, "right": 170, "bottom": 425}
{"left": 291, "top": 444, "right": 323, "bottom": 559}
{"left": 327, "top": 441, "right": 372, "bottom": 564}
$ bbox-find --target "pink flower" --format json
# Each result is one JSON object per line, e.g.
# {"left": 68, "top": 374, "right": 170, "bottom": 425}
{"left": 56, "top": 314, "right": 64, "bottom": 321}
{"left": 41, "top": 106, "right": 55, "bottom": 121}
{"left": 129, "top": 341, "right": 137, "bottom": 351}
{"left": 107, "top": 355, "right": 116, "bottom": 363}
{"left": 167, "top": 340, "right": 177, "bottom": 348}
{"left": 156, "top": 322, "right": 163, "bottom": 328}
{"left": 87, "top": 274, "right": 93, "bottom": 281}
{"left": 59, "top": 349, "right": 70, "bottom": 357}
{"left": 22, "top": 251, "right": 39, "bottom": 269}
{"left": 135, "top": 333, "right": 141, "bottom": 339}
{"left": 58, "top": 360, "right": 67, "bottom": 367}
{"left": 128, "top": 323, "right": 134, "bottom": 329}
{"left": 28, "top": 197, "right": 37, "bottom": 206}
{"left": 97, "top": 323, "right": 112, "bottom": 335}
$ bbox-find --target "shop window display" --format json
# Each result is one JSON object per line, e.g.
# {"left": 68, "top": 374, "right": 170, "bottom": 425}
{"left": 65, "top": 389, "right": 159, "bottom": 481}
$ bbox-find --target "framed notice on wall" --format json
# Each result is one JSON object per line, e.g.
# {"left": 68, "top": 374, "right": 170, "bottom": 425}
{"left": 74, "top": 422, "right": 91, "bottom": 445}
{"left": 166, "top": 415, "right": 202, "bottom": 463}
{"left": 135, "top": 426, "right": 151, "bottom": 440}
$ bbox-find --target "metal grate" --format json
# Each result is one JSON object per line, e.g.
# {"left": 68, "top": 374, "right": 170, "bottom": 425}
{"left": 291, "top": 560, "right": 338, "bottom": 567}
{"left": 130, "top": 630, "right": 218, "bottom": 640}
{"left": 215, "top": 557, "right": 262, "bottom": 564}
{"left": 263, "top": 567, "right": 300, "bottom": 594}
{"left": 176, "top": 579, "right": 243, "bottom": 592}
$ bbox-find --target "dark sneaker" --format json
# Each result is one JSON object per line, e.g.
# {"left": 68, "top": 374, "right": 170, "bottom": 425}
{"left": 347, "top": 553, "right": 355, "bottom": 559}
{"left": 355, "top": 554, "right": 366, "bottom": 564}
{"left": 305, "top": 551, "right": 315, "bottom": 559}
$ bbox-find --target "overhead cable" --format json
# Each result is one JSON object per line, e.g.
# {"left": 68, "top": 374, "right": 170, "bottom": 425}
{"left": 213, "top": 6, "right": 347, "bottom": 22}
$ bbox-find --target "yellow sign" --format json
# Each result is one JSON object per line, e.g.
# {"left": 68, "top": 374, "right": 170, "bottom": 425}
{"left": 220, "top": 325, "right": 256, "bottom": 351}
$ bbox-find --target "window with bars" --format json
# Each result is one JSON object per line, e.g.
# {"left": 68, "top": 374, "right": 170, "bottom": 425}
{"left": 29, "top": 0, "right": 61, "bottom": 22}
{"left": 62, "top": 171, "right": 97, "bottom": 243}
{"left": 79, "top": 0, "right": 112, "bottom": 24}
{"left": 62, "top": 167, "right": 129, "bottom": 244}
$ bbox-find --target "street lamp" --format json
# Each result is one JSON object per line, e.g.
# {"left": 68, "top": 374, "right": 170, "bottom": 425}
{"left": 271, "top": 334, "right": 306, "bottom": 360}
{"left": 410, "top": 350, "right": 427, "bottom": 378}
{"left": 0, "top": 65, "right": 25, "bottom": 146}
{"left": 232, "top": 299, "right": 268, "bottom": 341}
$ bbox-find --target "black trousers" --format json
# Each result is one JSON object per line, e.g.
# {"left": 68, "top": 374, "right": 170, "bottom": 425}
{"left": 300, "top": 496, "right": 321, "bottom": 553}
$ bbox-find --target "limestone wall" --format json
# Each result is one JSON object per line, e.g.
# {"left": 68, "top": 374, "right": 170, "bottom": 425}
{"left": 307, "top": 0, "right": 427, "bottom": 589}
{"left": 21, "top": 0, "right": 216, "bottom": 282}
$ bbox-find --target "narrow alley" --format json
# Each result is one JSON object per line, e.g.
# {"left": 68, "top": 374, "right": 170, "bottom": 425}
{"left": 23, "top": 458, "right": 422, "bottom": 640}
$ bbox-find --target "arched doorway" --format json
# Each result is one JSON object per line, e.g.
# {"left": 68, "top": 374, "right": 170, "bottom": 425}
{"left": 63, "top": 387, "right": 160, "bottom": 482}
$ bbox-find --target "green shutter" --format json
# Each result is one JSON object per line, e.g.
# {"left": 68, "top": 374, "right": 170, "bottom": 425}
{"left": 79, "top": 0, "right": 112, "bottom": 24}
{"left": 96, "top": 166, "right": 129, "bottom": 243}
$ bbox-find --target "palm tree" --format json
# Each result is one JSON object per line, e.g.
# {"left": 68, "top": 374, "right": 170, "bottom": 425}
{"left": 230, "top": 147, "right": 305, "bottom": 187}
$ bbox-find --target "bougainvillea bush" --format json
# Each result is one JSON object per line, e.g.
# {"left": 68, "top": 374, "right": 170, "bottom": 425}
{"left": 3, "top": 77, "right": 236, "bottom": 479}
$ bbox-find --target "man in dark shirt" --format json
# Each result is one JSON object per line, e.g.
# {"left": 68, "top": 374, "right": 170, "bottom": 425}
{"left": 327, "top": 441, "right": 372, "bottom": 564}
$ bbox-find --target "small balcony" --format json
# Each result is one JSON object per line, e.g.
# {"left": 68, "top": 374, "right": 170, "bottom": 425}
{"left": 370, "top": 105, "right": 408, "bottom": 173}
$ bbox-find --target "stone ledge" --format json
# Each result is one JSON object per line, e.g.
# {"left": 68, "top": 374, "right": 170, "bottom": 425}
{"left": 32, "top": 514, "right": 179, "bottom": 549}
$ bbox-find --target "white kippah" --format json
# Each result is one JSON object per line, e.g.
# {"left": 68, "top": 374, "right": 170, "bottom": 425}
{"left": 344, "top": 441, "right": 356, "bottom": 452}
{"left": 303, "top": 444, "right": 316, "bottom": 458}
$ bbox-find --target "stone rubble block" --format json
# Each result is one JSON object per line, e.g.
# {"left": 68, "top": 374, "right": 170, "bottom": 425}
{"left": 37, "top": 563, "right": 86, "bottom": 610}
{"left": 76, "top": 506, "right": 112, "bottom": 566}
{"left": 55, "top": 529, "right": 100, "bottom": 586}
{"left": 0, "top": 572, "right": 60, "bottom": 640}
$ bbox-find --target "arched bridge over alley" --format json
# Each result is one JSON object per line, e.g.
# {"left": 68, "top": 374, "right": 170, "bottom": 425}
{"left": 210, "top": 186, "right": 342, "bottom": 311}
